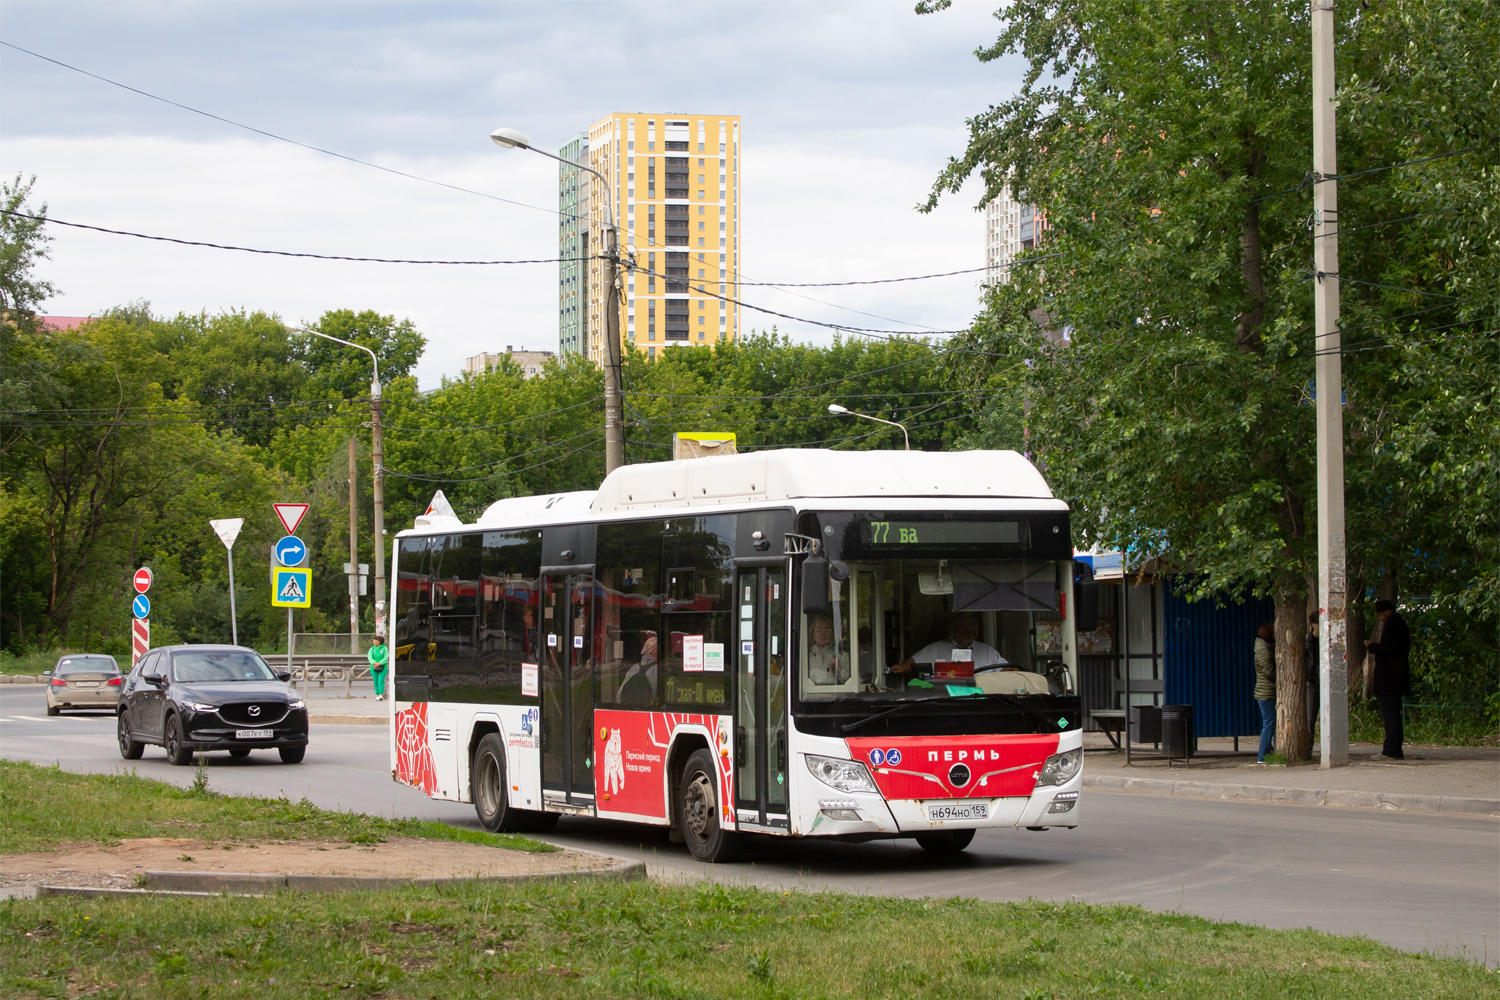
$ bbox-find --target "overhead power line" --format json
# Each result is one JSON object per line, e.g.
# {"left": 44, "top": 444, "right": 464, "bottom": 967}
{"left": 0, "top": 39, "right": 567, "bottom": 221}
{"left": 0, "top": 210, "right": 568, "bottom": 265}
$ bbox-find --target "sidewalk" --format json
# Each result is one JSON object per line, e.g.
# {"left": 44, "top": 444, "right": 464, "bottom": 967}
{"left": 1081, "top": 733, "right": 1499, "bottom": 816}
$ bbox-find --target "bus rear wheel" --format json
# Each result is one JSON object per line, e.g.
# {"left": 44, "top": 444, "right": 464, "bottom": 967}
{"left": 472, "top": 733, "right": 551, "bottom": 833}
{"left": 678, "top": 749, "right": 740, "bottom": 863}
{"left": 915, "top": 829, "right": 975, "bottom": 855}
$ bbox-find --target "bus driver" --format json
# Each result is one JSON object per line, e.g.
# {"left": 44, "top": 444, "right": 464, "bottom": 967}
{"left": 891, "top": 612, "right": 1008, "bottom": 675}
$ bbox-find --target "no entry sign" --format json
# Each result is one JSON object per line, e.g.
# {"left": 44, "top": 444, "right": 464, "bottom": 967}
{"left": 133, "top": 567, "right": 153, "bottom": 593}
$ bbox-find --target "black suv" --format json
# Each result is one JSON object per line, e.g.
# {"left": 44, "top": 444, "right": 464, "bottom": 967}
{"left": 118, "top": 645, "right": 309, "bottom": 765}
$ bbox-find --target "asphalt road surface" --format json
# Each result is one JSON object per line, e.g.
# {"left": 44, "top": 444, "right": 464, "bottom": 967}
{"left": 3, "top": 686, "right": 1495, "bottom": 967}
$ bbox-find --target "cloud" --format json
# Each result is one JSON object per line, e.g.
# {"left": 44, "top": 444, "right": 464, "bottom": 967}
{"left": 1, "top": 1, "right": 1021, "bottom": 388}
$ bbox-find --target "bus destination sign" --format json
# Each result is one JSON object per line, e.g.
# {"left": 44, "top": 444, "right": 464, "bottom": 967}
{"left": 862, "top": 520, "right": 1023, "bottom": 547}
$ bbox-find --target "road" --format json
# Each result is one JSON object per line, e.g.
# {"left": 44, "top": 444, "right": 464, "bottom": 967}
{"left": 3, "top": 685, "right": 1496, "bottom": 967}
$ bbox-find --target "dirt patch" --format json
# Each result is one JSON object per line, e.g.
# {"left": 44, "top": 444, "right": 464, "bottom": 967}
{"left": 0, "top": 837, "right": 618, "bottom": 893}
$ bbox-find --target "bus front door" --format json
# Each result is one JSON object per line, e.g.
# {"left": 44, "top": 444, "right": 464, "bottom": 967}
{"left": 735, "top": 567, "right": 789, "bottom": 828}
{"left": 541, "top": 573, "right": 597, "bottom": 805}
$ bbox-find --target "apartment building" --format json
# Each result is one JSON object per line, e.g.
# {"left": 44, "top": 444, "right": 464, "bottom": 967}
{"left": 464, "top": 347, "right": 556, "bottom": 378}
{"left": 557, "top": 113, "right": 742, "bottom": 362}
{"left": 984, "top": 186, "right": 1049, "bottom": 285}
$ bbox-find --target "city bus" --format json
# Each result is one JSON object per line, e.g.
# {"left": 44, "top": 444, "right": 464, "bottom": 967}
{"left": 387, "top": 449, "right": 1091, "bottom": 862}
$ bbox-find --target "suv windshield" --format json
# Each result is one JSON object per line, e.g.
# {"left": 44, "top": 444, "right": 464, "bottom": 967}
{"left": 798, "top": 557, "right": 1071, "bottom": 706}
{"left": 172, "top": 651, "right": 277, "bottom": 684}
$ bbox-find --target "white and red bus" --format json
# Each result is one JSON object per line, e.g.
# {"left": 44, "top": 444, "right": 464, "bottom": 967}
{"left": 388, "top": 449, "right": 1091, "bottom": 862}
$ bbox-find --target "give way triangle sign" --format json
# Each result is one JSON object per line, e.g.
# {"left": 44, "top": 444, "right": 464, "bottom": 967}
{"left": 273, "top": 503, "right": 310, "bottom": 536}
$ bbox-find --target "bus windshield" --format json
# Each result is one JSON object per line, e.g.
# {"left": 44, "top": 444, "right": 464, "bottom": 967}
{"left": 797, "top": 557, "right": 1072, "bottom": 706}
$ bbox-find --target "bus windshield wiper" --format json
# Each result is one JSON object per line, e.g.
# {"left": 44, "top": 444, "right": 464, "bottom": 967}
{"left": 839, "top": 691, "right": 1066, "bottom": 734}
{"left": 839, "top": 697, "right": 946, "bottom": 734}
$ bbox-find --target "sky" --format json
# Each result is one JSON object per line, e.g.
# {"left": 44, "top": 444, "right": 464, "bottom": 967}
{"left": 1, "top": 1, "right": 1022, "bottom": 388}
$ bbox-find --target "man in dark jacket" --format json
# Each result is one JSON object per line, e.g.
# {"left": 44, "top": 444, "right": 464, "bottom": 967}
{"left": 1304, "top": 612, "right": 1320, "bottom": 739}
{"left": 1363, "top": 599, "right": 1411, "bottom": 759}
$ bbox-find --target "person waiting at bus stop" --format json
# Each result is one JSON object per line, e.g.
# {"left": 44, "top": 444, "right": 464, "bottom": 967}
{"left": 1363, "top": 599, "right": 1411, "bottom": 760}
{"left": 368, "top": 634, "right": 389, "bottom": 701}
{"left": 1253, "top": 623, "right": 1276, "bottom": 763}
{"left": 890, "top": 612, "right": 1007, "bottom": 676}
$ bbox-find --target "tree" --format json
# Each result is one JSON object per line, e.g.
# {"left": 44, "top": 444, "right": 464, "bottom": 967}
{"left": 0, "top": 174, "right": 56, "bottom": 321}
{"left": 296, "top": 309, "right": 426, "bottom": 402}
{"left": 922, "top": 0, "right": 1497, "bottom": 760}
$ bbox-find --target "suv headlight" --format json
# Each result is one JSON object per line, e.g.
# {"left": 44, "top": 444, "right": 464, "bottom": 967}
{"left": 1035, "top": 748, "right": 1083, "bottom": 787}
{"left": 184, "top": 701, "right": 218, "bottom": 714}
{"left": 805, "top": 754, "right": 877, "bottom": 794}
{"left": 287, "top": 698, "right": 306, "bottom": 710}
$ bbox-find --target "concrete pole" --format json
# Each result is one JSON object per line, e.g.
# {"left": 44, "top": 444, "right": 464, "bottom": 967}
{"left": 603, "top": 220, "right": 624, "bottom": 474}
{"left": 348, "top": 437, "right": 359, "bottom": 655}
{"left": 1313, "top": 0, "right": 1349, "bottom": 767}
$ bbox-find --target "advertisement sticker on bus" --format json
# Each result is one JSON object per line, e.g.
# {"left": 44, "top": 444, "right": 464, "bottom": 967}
{"left": 521, "top": 663, "right": 539, "bottom": 697}
{"left": 682, "top": 635, "right": 704, "bottom": 671}
{"left": 703, "top": 642, "right": 725, "bottom": 672}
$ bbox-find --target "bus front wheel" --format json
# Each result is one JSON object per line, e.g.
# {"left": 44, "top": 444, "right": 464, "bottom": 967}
{"left": 678, "top": 749, "right": 740, "bottom": 863}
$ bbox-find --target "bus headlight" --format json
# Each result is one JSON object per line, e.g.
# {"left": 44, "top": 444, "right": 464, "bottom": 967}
{"left": 1035, "top": 748, "right": 1082, "bottom": 787}
{"left": 805, "top": 755, "right": 877, "bottom": 794}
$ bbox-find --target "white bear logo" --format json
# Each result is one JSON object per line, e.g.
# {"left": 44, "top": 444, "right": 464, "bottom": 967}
{"left": 603, "top": 727, "right": 626, "bottom": 795}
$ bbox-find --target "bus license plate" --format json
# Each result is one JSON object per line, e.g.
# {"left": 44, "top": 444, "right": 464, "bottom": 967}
{"left": 236, "top": 729, "right": 273, "bottom": 740}
{"left": 927, "top": 801, "right": 988, "bottom": 822}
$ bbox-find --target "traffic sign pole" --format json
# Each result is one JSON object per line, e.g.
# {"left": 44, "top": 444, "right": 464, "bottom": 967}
{"left": 227, "top": 547, "right": 239, "bottom": 646}
{"left": 209, "top": 518, "right": 245, "bottom": 647}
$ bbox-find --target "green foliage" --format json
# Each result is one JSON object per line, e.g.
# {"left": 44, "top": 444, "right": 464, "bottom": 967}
{"left": 925, "top": 0, "right": 1498, "bottom": 753}
{"left": 0, "top": 173, "right": 55, "bottom": 319}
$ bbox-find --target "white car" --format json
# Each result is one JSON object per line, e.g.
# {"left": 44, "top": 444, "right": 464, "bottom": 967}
{"left": 45, "top": 654, "right": 124, "bottom": 715}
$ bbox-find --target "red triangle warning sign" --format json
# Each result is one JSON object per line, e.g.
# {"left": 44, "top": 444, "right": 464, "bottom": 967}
{"left": 273, "top": 503, "right": 310, "bottom": 535}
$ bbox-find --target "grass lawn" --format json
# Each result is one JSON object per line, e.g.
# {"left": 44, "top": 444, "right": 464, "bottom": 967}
{"left": 2, "top": 765, "right": 1492, "bottom": 999}
{"left": 0, "top": 760, "right": 550, "bottom": 855}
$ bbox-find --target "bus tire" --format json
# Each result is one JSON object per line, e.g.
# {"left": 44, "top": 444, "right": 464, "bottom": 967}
{"left": 471, "top": 733, "right": 538, "bottom": 833}
{"left": 915, "top": 829, "right": 975, "bottom": 855}
{"left": 678, "top": 749, "right": 740, "bottom": 863}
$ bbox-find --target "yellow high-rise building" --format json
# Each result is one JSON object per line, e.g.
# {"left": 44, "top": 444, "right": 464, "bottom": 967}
{"left": 558, "top": 113, "right": 742, "bottom": 362}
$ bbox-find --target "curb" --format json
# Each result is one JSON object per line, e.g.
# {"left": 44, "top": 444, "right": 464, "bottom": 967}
{"left": 35, "top": 859, "right": 648, "bottom": 899}
{"left": 310, "top": 714, "right": 386, "bottom": 726}
{"left": 1083, "top": 774, "right": 1500, "bottom": 816}
{"left": 0, "top": 675, "right": 45, "bottom": 684}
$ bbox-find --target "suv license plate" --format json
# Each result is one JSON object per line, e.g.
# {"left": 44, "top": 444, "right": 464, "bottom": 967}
{"left": 926, "top": 801, "right": 988, "bottom": 822}
{"left": 236, "top": 729, "right": 273, "bottom": 740}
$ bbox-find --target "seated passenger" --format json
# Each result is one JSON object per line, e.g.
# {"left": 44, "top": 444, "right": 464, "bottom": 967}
{"left": 618, "top": 631, "right": 659, "bottom": 706}
{"left": 891, "top": 612, "right": 1008, "bottom": 675}
{"left": 805, "top": 614, "right": 849, "bottom": 685}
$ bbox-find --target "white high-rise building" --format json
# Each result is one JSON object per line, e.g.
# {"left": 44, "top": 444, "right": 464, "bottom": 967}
{"left": 985, "top": 186, "right": 1048, "bottom": 285}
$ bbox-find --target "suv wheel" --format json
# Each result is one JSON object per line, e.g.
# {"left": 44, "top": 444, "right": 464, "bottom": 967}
{"left": 279, "top": 745, "right": 306, "bottom": 764}
{"left": 165, "top": 714, "right": 194, "bottom": 766}
{"left": 118, "top": 712, "right": 144, "bottom": 760}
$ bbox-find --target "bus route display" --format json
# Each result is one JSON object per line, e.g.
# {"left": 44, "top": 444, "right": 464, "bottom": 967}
{"left": 861, "top": 520, "right": 1023, "bottom": 547}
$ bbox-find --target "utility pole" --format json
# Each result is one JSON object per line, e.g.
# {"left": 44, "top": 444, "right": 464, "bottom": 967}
{"left": 1312, "top": 0, "right": 1349, "bottom": 768}
{"left": 602, "top": 220, "right": 625, "bottom": 474}
{"left": 348, "top": 437, "right": 359, "bottom": 655}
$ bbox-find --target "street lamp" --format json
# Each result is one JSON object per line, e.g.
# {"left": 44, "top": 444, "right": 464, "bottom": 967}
{"left": 828, "top": 403, "right": 910, "bottom": 450}
{"left": 491, "top": 126, "right": 625, "bottom": 475}
{"left": 299, "top": 327, "right": 387, "bottom": 640}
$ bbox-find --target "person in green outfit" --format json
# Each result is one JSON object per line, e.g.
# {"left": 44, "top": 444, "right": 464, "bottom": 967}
{"left": 368, "top": 634, "right": 389, "bottom": 701}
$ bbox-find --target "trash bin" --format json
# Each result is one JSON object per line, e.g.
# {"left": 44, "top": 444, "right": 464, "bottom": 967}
{"left": 1162, "top": 704, "right": 1196, "bottom": 759}
{"left": 1129, "top": 705, "right": 1162, "bottom": 745}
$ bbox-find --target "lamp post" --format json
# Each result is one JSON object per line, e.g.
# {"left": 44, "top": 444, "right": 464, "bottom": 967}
{"left": 828, "top": 403, "right": 910, "bottom": 450}
{"left": 300, "top": 328, "right": 387, "bottom": 639}
{"left": 491, "top": 126, "right": 624, "bottom": 475}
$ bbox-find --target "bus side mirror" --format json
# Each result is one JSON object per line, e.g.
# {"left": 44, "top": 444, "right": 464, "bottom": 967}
{"left": 802, "top": 556, "right": 832, "bottom": 616}
{"left": 1073, "top": 561, "right": 1099, "bottom": 632}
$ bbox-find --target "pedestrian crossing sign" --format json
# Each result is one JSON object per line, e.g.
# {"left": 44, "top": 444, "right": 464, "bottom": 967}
{"left": 272, "top": 567, "right": 312, "bottom": 608}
